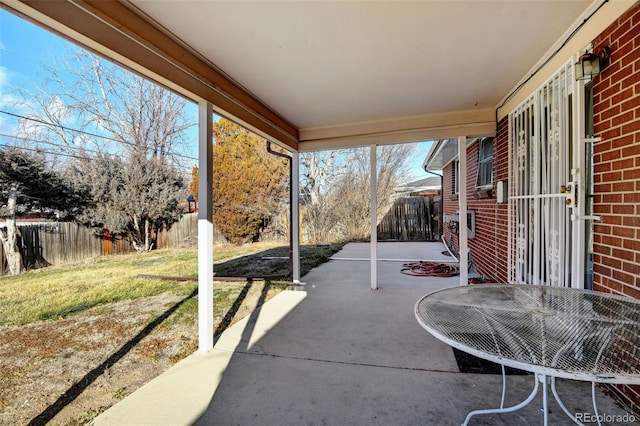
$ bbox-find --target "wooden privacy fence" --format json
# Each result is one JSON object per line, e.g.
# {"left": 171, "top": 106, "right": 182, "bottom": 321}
{"left": 377, "top": 196, "right": 441, "bottom": 241}
{"left": 0, "top": 213, "right": 209, "bottom": 276}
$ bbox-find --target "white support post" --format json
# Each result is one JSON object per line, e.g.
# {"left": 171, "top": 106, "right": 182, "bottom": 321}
{"left": 198, "top": 101, "right": 214, "bottom": 352}
{"left": 370, "top": 144, "right": 378, "bottom": 290}
{"left": 458, "top": 136, "right": 469, "bottom": 286}
{"left": 292, "top": 152, "right": 301, "bottom": 283}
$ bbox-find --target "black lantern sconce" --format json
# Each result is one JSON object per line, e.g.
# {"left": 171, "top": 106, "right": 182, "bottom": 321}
{"left": 575, "top": 46, "right": 611, "bottom": 80}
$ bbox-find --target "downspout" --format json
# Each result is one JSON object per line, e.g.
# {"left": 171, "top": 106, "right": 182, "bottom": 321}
{"left": 266, "top": 141, "right": 293, "bottom": 277}
{"left": 423, "top": 166, "right": 444, "bottom": 239}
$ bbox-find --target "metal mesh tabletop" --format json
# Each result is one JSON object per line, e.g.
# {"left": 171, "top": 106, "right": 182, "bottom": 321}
{"left": 415, "top": 284, "right": 640, "bottom": 383}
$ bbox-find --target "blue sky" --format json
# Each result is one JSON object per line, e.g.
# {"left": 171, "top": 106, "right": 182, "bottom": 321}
{"left": 0, "top": 11, "right": 64, "bottom": 87}
{"left": 0, "top": 9, "right": 200, "bottom": 165}
{"left": 0, "top": 10, "right": 71, "bottom": 133}
{"left": 0, "top": 8, "right": 434, "bottom": 181}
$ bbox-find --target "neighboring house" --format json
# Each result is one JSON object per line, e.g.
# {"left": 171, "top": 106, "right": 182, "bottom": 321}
{"left": 424, "top": 3, "right": 640, "bottom": 412}
{"left": 393, "top": 176, "right": 441, "bottom": 199}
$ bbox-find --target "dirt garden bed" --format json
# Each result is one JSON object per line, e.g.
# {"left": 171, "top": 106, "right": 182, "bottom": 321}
{"left": 0, "top": 280, "right": 281, "bottom": 426}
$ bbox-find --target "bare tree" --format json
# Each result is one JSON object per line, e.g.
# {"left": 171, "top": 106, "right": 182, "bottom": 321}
{"left": 5, "top": 48, "right": 194, "bottom": 254}
{"left": 300, "top": 150, "right": 345, "bottom": 243}
{"left": 300, "top": 144, "right": 414, "bottom": 242}
{"left": 0, "top": 182, "right": 22, "bottom": 275}
{"left": 13, "top": 49, "right": 195, "bottom": 165}
{"left": 330, "top": 153, "right": 371, "bottom": 240}
{"left": 331, "top": 144, "right": 414, "bottom": 240}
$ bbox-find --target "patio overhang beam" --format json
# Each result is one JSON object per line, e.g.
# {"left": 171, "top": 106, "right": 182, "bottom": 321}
{"left": 298, "top": 108, "right": 495, "bottom": 151}
{"left": 4, "top": 0, "right": 299, "bottom": 151}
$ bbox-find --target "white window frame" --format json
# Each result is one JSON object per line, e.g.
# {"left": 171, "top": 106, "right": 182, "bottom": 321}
{"left": 476, "top": 137, "right": 493, "bottom": 189}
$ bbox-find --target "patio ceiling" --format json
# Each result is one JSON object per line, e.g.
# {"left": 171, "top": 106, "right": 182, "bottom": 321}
{"left": 4, "top": 0, "right": 628, "bottom": 150}
{"left": 125, "top": 0, "right": 607, "bottom": 149}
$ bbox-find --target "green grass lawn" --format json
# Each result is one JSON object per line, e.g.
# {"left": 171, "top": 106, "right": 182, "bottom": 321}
{"left": 0, "top": 241, "right": 346, "bottom": 326}
{"left": 0, "top": 249, "right": 197, "bottom": 326}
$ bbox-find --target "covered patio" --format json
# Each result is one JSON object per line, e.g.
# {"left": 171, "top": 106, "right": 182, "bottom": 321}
{"left": 93, "top": 242, "right": 632, "bottom": 425}
{"left": 3, "top": 0, "right": 640, "bottom": 421}
{"left": 5, "top": 0, "right": 635, "bottom": 350}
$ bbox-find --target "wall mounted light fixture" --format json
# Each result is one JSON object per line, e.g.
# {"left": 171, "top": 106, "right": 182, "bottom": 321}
{"left": 575, "top": 46, "right": 611, "bottom": 80}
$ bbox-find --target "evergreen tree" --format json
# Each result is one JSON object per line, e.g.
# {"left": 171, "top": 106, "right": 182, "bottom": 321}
{"left": 0, "top": 147, "right": 86, "bottom": 274}
{"left": 72, "top": 152, "right": 187, "bottom": 252}
{"left": 211, "top": 119, "right": 288, "bottom": 245}
{"left": 189, "top": 166, "right": 198, "bottom": 199}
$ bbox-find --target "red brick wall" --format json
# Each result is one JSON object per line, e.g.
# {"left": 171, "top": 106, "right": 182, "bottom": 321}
{"left": 441, "top": 118, "right": 509, "bottom": 283}
{"left": 441, "top": 2, "right": 639, "bottom": 414}
{"left": 591, "top": 2, "right": 640, "bottom": 414}
{"left": 592, "top": 2, "right": 640, "bottom": 297}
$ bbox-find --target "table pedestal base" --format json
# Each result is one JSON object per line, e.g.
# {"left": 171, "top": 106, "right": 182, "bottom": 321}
{"left": 462, "top": 373, "right": 600, "bottom": 426}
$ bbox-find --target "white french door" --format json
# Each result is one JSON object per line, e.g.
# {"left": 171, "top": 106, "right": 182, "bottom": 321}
{"left": 508, "top": 62, "right": 589, "bottom": 288}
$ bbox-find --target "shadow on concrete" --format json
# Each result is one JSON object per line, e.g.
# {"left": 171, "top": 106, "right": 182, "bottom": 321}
{"left": 93, "top": 243, "right": 637, "bottom": 426}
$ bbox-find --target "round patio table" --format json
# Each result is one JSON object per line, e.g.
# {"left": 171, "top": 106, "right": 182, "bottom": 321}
{"left": 414, "top": 284, "right": 640, "bottom": 426}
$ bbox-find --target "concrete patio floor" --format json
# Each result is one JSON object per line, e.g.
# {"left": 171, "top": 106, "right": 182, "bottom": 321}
{"left": 94, "top": 242, "right": 635, "bottom": 425}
